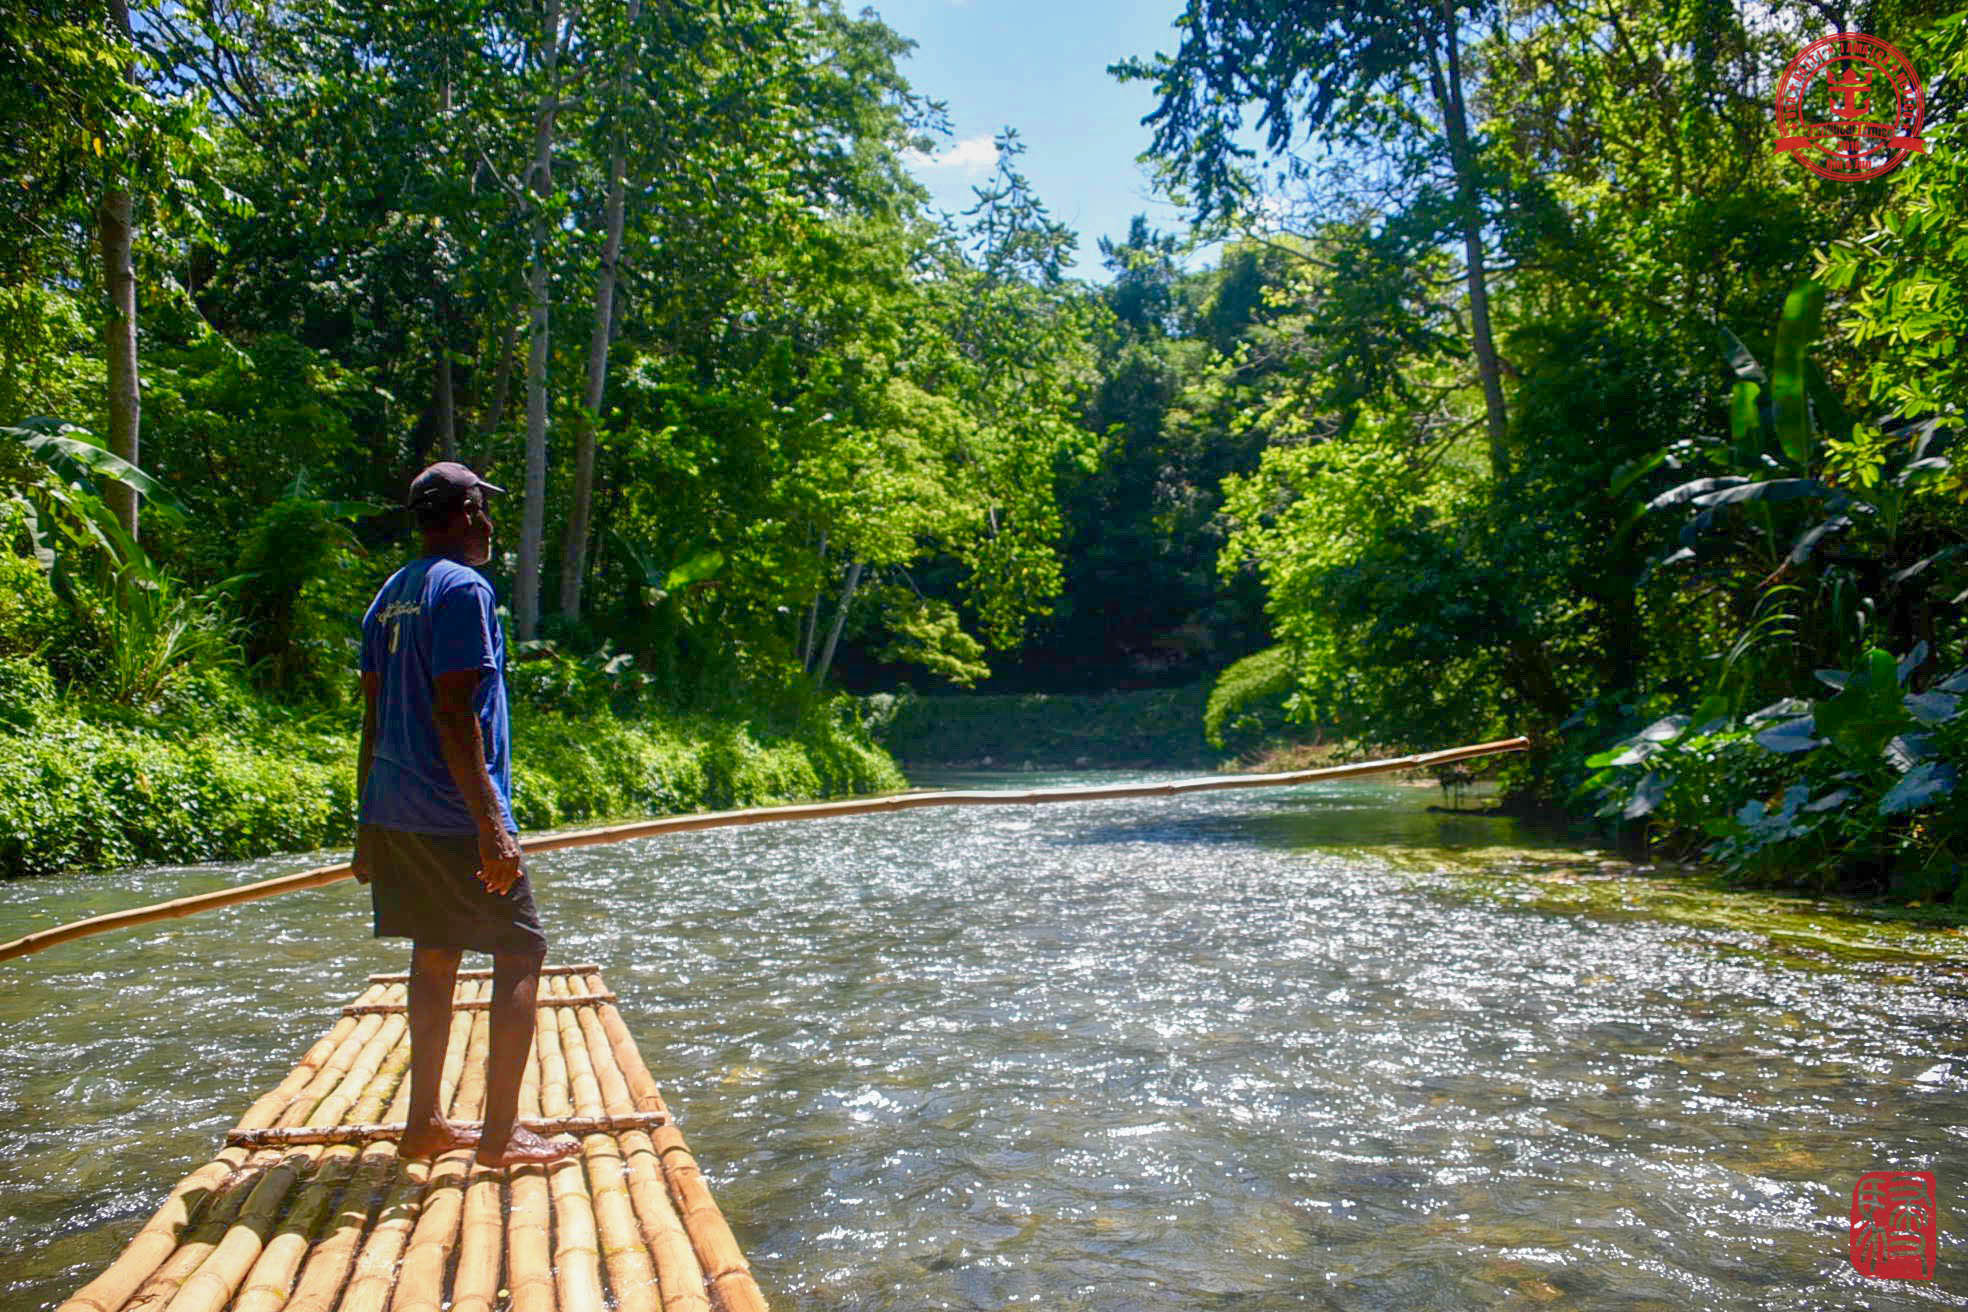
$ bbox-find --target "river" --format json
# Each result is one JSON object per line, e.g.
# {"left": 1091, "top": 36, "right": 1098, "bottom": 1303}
{"left": 2, "top": 770, "right": 1965, "bottom": 1309}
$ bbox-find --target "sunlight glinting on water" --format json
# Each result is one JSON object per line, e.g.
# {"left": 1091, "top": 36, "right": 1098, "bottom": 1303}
{"left": 1, "top": 770, "right": 1964, "bottom": 1310}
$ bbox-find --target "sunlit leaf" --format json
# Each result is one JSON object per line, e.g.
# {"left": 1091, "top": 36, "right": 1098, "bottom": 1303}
{"left": 1897, "top": 692, "right": 1960, "bottom": 723}
{"left": 1770, "top": 282, "right": 1824, "bottom": 467}
{"left": 1879, "top": 762, "right": 1956, "bottom": 816}
{"left": 1623, "top": 772, "right": 1666, "bottom": 819}
{"left": 1753, "top": 715, "right": 1821, "bottom": 754}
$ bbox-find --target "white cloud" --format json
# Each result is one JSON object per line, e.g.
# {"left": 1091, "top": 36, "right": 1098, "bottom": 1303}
{"left": 902, "top": 134, "right": 999, "bottom": 177}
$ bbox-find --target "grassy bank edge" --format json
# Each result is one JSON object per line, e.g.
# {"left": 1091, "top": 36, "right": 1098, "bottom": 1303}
{"left": 0, "top": 692, "right": 906, "bottom": 879}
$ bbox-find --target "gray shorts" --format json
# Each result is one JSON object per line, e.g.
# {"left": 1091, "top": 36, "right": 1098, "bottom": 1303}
{"left": 361, "top": 823, "right": 548, "bottom": 955}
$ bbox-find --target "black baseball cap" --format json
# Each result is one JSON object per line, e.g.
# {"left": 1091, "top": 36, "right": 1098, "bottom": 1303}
{"left": 407, "top": 461, "right": 506, "bottom": 513}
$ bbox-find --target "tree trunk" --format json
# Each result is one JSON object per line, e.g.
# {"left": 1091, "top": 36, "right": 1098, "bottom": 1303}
{"left": 99, "top": 0, "right": 140, "bottom": 540}
{"left": 514, "top": 0, "right": 570, "bottom": 641}
{"left": 1428, "top": 1, "right": 1509, "bottom": 480}
{"left": 433, "top": 319, "right": 457, "bottom": 462}
{"left": 812, "top": 559, "right": 863, "bottom": 688}
{"left": 477, "top": 315, "right": 520, "bottom": 443}
{"left": 801, "top": 530, "right": 827, "bottom": 669}
{"left": 557, "top": 0, "right": 639, "bottom": 621}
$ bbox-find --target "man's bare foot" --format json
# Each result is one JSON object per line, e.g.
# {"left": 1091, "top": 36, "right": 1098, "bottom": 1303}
{"left": 475, "top": 1125, "right": 582, "bottom": 1168}
{"left": 398, "top": 1117, "right": 482, "bottom": 1159}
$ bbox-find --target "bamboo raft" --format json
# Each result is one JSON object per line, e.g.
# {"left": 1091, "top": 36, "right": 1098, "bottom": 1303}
{"left": 58, "top": 966, "right": 766, "bottom": 1312}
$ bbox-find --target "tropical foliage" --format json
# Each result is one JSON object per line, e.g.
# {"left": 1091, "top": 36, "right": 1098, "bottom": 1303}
{"left": 3, "top": 0, "right": 1966, "bottom": 899}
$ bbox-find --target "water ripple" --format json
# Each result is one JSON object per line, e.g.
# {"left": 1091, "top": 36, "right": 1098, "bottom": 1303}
{"left": 1, "top": 773, "right": 1965, "bottom": 1309}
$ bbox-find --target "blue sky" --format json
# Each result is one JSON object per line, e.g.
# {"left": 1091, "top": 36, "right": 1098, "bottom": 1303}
{"left": 867, "top": 0, "right": 1203, "bottom": 282}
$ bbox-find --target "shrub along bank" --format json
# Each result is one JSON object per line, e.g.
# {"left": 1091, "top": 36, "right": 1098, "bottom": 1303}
{"left": 0, "top": 657, "right": 904, "bottom": 879}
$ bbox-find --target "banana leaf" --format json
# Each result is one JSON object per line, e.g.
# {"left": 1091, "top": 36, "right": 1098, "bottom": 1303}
{"left": 1717, "top": 325, "right": 1767, "bottom": 383}
{"left": 3, "top": 419, "right": 186, "bottom": 521}
{"left": 1769, "top": 282, "right": 1824, "bottom": 468}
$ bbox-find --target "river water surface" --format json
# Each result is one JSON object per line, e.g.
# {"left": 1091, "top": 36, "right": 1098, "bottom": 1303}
{"left": 2, "top": 770, "right": 1966, "bottom": 1310}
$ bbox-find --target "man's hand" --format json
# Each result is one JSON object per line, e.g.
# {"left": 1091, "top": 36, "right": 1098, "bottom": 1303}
{"left": 477, "top": 826, "right": 524, "bottom": 896}
{"left": 351, "top": 825, "right": 378, "bottom": 885}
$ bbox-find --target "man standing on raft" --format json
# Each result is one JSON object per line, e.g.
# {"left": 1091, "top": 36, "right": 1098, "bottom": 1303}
{"left": 351, "top": 461, "right": 579, "bottom": 1167}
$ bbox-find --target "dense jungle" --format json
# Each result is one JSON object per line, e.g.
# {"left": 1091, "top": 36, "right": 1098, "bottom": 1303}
{"left": 2, "top": 0, "right": 1966, "bottom": 898}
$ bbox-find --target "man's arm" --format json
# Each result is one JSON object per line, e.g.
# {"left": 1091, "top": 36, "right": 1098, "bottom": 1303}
{"left": 351, "top": 671, "right": 381, "bottom": 883}
{"left": 432, "top": 668, "right": 523, "bottom": 894}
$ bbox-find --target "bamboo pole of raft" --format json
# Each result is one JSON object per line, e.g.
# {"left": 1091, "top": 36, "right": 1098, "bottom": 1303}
{"left": 158, "top": 1003, "right": 414, "bottom": 1312}
{"left": 537, "top": 975, "right": 608, "bottom": 1312}
{"left": 231, "top": 1022, "right": 412, "bottom": 1312}
{"left": 283, "top": 982, "right": 483, "bottom": 1312}
{"left": 74, "top": 987, "right": 404, "bottom": 1312}
{"left": 55, "top": 982, "right": 393, "bottom": 1312}
{"left": 371, "top": 962, "right": 601, "bottom": 983}
{"left": 113, "top": 998, "right": 407, "bottom": 1312}
{"left": 504, "top": 1024, "right": 556, "bottom": 1312}
{"left": 278, "top": 1063, "right": 417, "bottom": 1312}
{"left": 388, "top": 992, "right": 494, "bottom": 1312}
{"left": 449, "top": 1133, "right": 505, "bottom": 1312}
{"left": 342, "top": 991, "right": 616, "bottom": 1015}
{"left": 551, "top": 974, "right": 663, "bottom": 1312}
{"left": 338, "top": 981, "right": 488, "bottom": 1312}
{"left": 227, "top": 1110, "right": 670, "bottom": 1148}
{"left": 0, "top": 736, "right": 1531, "bottom": 964}
{"left": 574, "top": 972, "right": 709, "bottom": 1312}
{"left": 586, "top": 976, "right": 768, "bottom": 1312}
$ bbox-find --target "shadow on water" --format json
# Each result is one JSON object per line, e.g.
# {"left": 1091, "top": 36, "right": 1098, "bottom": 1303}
{"left": 1037, "top": 779, "right": 1596, "bottom": 856}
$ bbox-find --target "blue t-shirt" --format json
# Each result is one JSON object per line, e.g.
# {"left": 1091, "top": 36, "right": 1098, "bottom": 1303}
{"left": 358, "top": 557, "right": 515, "bottom": 835}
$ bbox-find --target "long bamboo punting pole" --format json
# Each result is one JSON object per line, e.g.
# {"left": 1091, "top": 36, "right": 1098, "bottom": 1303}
{"left": 0, "top": 737, "right": 1529, "bottom": 965}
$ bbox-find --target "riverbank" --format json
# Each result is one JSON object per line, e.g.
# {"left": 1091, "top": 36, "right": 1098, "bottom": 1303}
{"left": 869, "top": 682, "right": 1218, "bottom": 769}
{"left": 0, "top": 666, "right": 904, "bottom": 879}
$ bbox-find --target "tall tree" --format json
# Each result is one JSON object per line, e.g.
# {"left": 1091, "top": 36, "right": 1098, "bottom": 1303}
{"left": 99, "top": 0, "right": 141, "bottom": 538}
{"left": 514, "top": 0, "right": 574, "bottom": 641}
{"left": 557, "top": 0, "right": 638, "bottom": 622}
{"left": 1115, "top": 0, "right": 1514, "bottom": 477}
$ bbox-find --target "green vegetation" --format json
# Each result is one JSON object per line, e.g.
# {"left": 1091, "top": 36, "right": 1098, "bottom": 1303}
{"left": 1101, "top": 2, "right": 1967, "bottom": 897}
{"left": 874, "top": 684, "right": 1215, "bottom": 768}
{"left": 2, "top": 1, "right": 1964, "bottom": 902}
{"left": 0, "top": 661, "right": 900, "bottom": 878}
